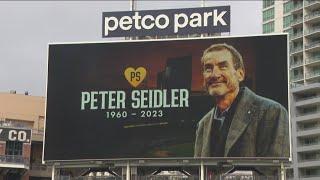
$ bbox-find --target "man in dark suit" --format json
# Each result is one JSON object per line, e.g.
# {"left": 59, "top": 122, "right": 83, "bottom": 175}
{"left": 194, "top": 43, "right": 289, "bottom": 158}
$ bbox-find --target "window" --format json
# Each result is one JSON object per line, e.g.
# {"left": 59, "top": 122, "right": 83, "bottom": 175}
{"left": 263, "top": 21, "right": 274, "bottom": 33}
{"left": 285, "top": 28, "right": 293, "bottom": 37}
{"left": 301, "top": 121, "right": 319, "bottom": 130}
{"left": 302, "top": 106, "right": 318, "bottom": 114}
{"left": 263, "top": 8, "right": 274, "bottom": 21}
{"left": 263, "top": 0, "right": 274, "bottom": 9}
{"left": 5, "top": 141, "right": 23, "bottom": 155}
{"left": 303, "top": 136, "right": 319, "bottom": 145}
{"left": 293, "top": 69, "right": 301, "bottom": 76}
{"left": 300, "top": 151, "right": 320, "bottom": 161}
{"left": 283, "top": 1, "right": 293, "bottom": 14}
{"left": 283, "top": 15, "right": 293, "bottom": 28}
{"left": 312, "top": 52, "right": 320, "bottom": 58}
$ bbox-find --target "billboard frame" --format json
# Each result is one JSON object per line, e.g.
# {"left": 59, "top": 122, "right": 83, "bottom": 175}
{"left": 43, "top": 33, "right": 292, "bottom": 165}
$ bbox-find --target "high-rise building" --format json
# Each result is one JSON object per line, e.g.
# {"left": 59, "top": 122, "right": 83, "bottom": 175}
{"left": 263, "top": 0, "right": 320, "bottom": 179}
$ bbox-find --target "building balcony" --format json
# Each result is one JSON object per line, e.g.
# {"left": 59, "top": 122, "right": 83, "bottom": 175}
{"left": 292, "top": 3, "right": 303, "bottom": 14}
{"left": 297, "top": 127, "right": 320, "bottom": 137}
{"left": 290, "top": 32, "right": 304, "bottom": 41}
{"left": 290, "top": 82, "right": 304, "bottom": 89}
{"left": 305, "top": 26, "right": 320, "bottom": 38}
{"left": 291, "top": 18, "right": 303, "bottom": 27}
{"left": 294, "top": 111, "right": 320, "bottom": 122}
{"left": 298, "top": 124, "right": 320, "bottom": 132}
{"left": 290, "top": 46, "right": 304, "bottom": 55}
{"left": 0, "top": 155, "right": 30, "bottom": 169}
{"left": 295, "top": 95, "right": 320, "bottom": 107}
{"left": 296, "top": 108, "right": 320, "bottom": 117}
{"left": 306, "top": 70, "right": 320, "bottom": 78}
{"left": 299, "top": 176, "right": 320, "bottom": 180}
{"left": 305, "top": 0, "right": 320, "bottom": 5}
{"left": 291, "top": 82, "right": 320, "bottom": 93}
{"left": 306, "top": 56, "right": 320, "bottom": 65}
{"left": 305, "top": 0, "right": 320, "bottom": 10}
{"left": 297, "top": 143, "right": 320, "bottom": 152}
{"left": 290, "top": 61, "right": 304, "bottom": 69}
{"left": 297, "top": 159, "right": 320, "bottom": 168}
{"left": 305, "top": 11, "right": 320, "bottom": 24}
{"left": 291, "top": 75, "right": 304, "bottom": 82}
{"left": 305, "top": 41, "right": 320, "bottom": 52}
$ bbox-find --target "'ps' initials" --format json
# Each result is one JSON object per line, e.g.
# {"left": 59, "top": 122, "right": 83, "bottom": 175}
{"left": 124, "top": 67, "right": 147, "bottom": 87}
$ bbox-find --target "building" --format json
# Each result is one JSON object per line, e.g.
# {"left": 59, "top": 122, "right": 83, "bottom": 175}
{"left": 0, "top": 91, "right": 50, "bottom": 180}
{"left": 263, "top": 0, "right": 320, "bottom": 179}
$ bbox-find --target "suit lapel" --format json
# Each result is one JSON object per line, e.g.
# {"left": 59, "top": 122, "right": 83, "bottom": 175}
{"left": 224, "top": 88, "right": 257, "bottom": 156}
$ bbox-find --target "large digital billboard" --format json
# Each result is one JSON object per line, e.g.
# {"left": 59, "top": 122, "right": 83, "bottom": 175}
{"left": 44, "top": 35, "right": 290, "bottom": 162}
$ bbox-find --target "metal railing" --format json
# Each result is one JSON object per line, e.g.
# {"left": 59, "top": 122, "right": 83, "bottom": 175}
{"left": 0, "top": 155, "right": 30, "bottom": 166}
{"left": 305, "top": 11, "right": 320, "bottom": 21}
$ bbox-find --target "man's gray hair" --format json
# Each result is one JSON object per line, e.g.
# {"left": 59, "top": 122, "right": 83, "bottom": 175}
{"left": 201, "top": 43, "right": 245, "bottom": 72}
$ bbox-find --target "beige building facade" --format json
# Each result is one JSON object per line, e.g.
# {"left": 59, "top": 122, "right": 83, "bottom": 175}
{"left": 0, "top": 91, "right": 50, "bottom": 180}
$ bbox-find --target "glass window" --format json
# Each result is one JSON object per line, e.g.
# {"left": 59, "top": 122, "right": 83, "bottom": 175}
{"left": 283, "top": 1, "right": 293, "bottom": 14}
{"left": 283, "top": 15, "right": 293, "bottom": 28}
{"left": 263, "top": 8, "right": 274, "bottom": 21}
{"left": 263, "top": 0, "right": 274, "bottom": 9}
{"left": 285, "top": 28, "right": 293, "bottom": 37}
{"left": 263, "top": 21, "right": 274, "bottom": 33}
{"left": 312, "top": 52, "right": 320, "bottom": 58}
{"left": 5, "top": 141, "right": 23, "bottom": 155}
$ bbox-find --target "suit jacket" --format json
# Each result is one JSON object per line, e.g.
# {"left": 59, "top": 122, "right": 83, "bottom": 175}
{"left": 194, "top": 87, "right": 289, "bottom": 158}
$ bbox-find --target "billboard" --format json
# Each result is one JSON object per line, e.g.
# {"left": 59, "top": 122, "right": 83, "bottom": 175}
{"left": 44, "top": 35, "right": 290, "bottom": 162}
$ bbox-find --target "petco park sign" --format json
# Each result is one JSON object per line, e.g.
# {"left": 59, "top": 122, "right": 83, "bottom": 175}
{"left": 102, "top": 6, "right": 230, "bottom": 37}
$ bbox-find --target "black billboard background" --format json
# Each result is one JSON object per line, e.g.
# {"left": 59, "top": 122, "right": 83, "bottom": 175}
{"left": 44, "top": 35, "right": 288, "bottom": 161}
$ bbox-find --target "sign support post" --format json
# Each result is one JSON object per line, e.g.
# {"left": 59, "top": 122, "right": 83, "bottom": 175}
{"left": 200, "top": 160, "right": 205, "bottom": 180}
{"left": 280, "top": 162, "right": 286, "bottom": 180}
{"left": 126, "top": 161, "right": 131, "bottom": 180}
{"left": 51, "top": 165, "right": 56, "bottom": 180}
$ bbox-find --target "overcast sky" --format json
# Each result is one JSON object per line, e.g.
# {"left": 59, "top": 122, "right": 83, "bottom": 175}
{"left": 0, "top": 1, "right": 262, "bottom": 96}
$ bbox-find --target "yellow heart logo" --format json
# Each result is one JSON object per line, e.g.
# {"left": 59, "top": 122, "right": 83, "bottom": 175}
{"left": 124, "top": 67, "right": 147, "bottom": 88}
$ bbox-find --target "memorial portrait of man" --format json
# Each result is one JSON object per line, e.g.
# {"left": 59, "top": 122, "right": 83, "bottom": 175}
{"left": 194, "top": 43, "right": 290, "bottom": 158}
